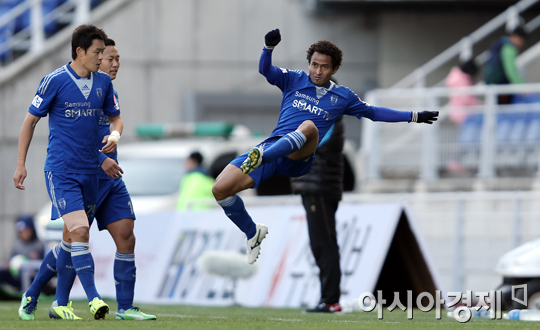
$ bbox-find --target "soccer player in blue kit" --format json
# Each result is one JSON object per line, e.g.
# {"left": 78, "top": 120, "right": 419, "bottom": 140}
{"left": 212, "top": 29, "right": 438, "bottom": 264}
{"left": 16, "top": 38, "right": 156, "bottom": 321}
{"left": 13, "top": 25, "right": 122, "bottom": 320}
{"left": 91, "top": 38, "right": 156, "bottom": 321}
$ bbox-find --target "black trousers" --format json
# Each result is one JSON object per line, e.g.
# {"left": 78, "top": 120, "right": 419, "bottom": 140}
{"left": 302, "top": 194, "right": 341, "bottom": 305}
{"left": 0, "top": 268, "right": 21, "bottom": 291}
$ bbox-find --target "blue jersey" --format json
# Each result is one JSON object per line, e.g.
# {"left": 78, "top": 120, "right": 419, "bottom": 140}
{"left": 29, "top": 63, "right": 120, "bottom": 173}
{"left": 260, "top": 48, "right": 411, "bottom": 142}
{"left": 97, "top": 89, "right": 120, "bottom": 180}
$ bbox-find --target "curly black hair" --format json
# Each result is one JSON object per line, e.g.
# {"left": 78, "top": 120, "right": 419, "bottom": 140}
{"left": 306, "top": 40, "right": 343, "bottom": 70}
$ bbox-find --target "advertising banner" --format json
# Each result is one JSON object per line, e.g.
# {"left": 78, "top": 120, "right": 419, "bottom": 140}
{"left": 71, "top": 203, "right": 442, "bottom": 307}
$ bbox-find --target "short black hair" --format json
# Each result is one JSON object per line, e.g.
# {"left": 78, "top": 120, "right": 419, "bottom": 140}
{"left": 459, "top": 59, "right": 478, "bottom": 77}
{"left": 71, "top": 24, "right": 107, "bottom": 60}
{"left": 306, "top": 40, "right": 343, "bottom": 71}
{"left": 104, "top": 38, "right": 115, "bottom": 47}
{"left": 189, "top": 152, "right": 203, "bottom": 165}
{"left": 510, "top": 26, "right": 528, "bottom": 39}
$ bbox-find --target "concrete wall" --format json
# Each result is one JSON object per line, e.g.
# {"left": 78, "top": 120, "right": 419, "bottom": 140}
{"left": 0, "top": 0, "right": 512, "bottom": 261}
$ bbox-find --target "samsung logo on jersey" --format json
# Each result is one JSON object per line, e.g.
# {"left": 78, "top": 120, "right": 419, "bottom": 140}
{"left": 65, "top": 108, "right": 101, "bottom": 118}
{"left": 295, "top": 91, "right": 319, "bottom": 105}
{"left": 65, "top": 101, "right": 91, "bottom": 108}
{"left": 292, "top": 99, "right": 331, "bottom": 120}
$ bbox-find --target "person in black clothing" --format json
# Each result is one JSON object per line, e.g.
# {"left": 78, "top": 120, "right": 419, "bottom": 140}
{"left": 484, "top": 26, "right": 528, "bottom": 104}
{"left": 291, "top": 114, "right": 345, "bottom": 313}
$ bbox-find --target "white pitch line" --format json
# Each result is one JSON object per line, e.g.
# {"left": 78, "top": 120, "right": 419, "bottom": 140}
{"left": 268, "top": 318, "right": 303, "bottom": 322}
{"left": 154, "top": 314, "right": 195, "bottom": 318}
{"left": 155, "top": 313, "right": 228, "bottom": 319}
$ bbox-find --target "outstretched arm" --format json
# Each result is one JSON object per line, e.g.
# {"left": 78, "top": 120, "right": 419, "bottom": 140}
{"left": 259, "top": 29, "right": 282, "bottom": 84}
{"left": 364, "top": 106, "right": 412, "bottom": 122}
{"left": 365, "top": 106, "right": 439, "bottom": 124}
{"left": 13, "top": 113, "right": 41, "bottom": 190}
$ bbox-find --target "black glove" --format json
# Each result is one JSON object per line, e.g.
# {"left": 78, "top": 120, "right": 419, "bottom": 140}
{"left": 265, "top": 29, "right": 281, "bottom": 49}
{"left": 410, "top": 111, "right": 439, "bottom": 124}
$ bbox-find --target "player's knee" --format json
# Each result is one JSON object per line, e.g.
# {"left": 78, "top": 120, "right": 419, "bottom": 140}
{"left": 212, "top": 182, "right": 228, "bottom": 201}
{"left": 70, "top": 226, "right": 90, "bottom": 242}
{"left": 299, "top": 120, "right": 318, "bottom": 138}
{"left": 212, "top": 176, "right": 234, "bottom": 199}
{"left": 125, "top": 232, "right": 136, "bottom": 250}
{"left": 119, "top": 232, "right": 135, "bottom": 253}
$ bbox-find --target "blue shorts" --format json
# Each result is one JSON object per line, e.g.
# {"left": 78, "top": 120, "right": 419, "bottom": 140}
{"left": 230, "top": 138, "right": 315, "bottom": 188}
{"left": 93, "top": 178, "right": 135, "bottom": 231}
{"left": 45, "top": 171, "right": 98, "bottom": 221}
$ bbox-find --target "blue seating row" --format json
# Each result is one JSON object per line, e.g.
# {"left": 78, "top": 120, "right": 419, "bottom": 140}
{"left": 458, "top": 111, "right": 540, "bottom": 145}
{"left": 0, "top": 0, "right": 102, "bottom": 61}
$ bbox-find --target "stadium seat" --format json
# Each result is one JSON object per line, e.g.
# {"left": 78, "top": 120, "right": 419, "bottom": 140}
{"left": 42, "top": 0, "right": 62, "bottom": 35}
{"left": 0, "top": 2, "right": 16, "bottom": 61}
{"left": 507, "top": 112, "right": 528, "bottom": 144}
{"left": 13, "top": 0, "right": 65, "bottom": 36}
{"left": 524, "top": 111, "right": 540, "bottom": 144}
{"left": 458, "top": 113, "right": 483, "bottom": 146}
{"left": 495, "top": 112, "right": 516, "bottom": 145}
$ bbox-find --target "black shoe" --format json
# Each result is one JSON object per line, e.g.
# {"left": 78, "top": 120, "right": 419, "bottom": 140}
{"left": 304, "top": 303, "right": 342, "bottom": 313}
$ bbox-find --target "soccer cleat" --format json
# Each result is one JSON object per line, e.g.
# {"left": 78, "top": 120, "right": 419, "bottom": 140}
{"left": 240, "top": 146, "right": 263, "bottom": 174}
{"left": 115, "top": 307, "right": 157, "bottom": 320}
{"left": 246, "top": 223, "right": 268, "bottom": 264}
{"left": 49, "top": 301, "right": 82, "bottom": 320}
{"left": 89, "top": 297, "right": 109, "bottom": 320}
{"left": 19, "top": 292, "right": 37, "bottom": 320}
{"left": 304, "top": 303, "right": 342, "bottom": 313}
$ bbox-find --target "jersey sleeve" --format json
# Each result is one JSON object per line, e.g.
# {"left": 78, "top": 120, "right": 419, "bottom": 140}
{"left": 28, "top": 75, "right": 59, "bottom": 117}
{"left": 344, "top": 91, "right": 412, "bottom": 122}
{"left": 365, "top": 106, "right": 412, "bottom": 122}
{"left": 113, "top": 90, "right": 120, "bottom": 112}
{"left": 103, "top": 77, "right": 120, "bottom": 117}
{"left": 98, "top": 151, "right": 109, "bottom": 166}
{"left": 344, "top": 91, "right": 376, "bottom": 119}
{"left": 259, "top": 47, "right": 298, "bottom": 91}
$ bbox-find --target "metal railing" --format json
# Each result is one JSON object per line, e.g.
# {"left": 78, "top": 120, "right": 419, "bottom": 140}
{"left": 363, "top": 83, "right": 540, "bottom": 181}
{"left": 392, "top": 0, "right": 540, "bottom": 88}
{"left": 0, "top": 0, "right": 92, "bottom": 67}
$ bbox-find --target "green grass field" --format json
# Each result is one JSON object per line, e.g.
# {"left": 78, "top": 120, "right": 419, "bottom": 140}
{"left": 1, "top": 299, "right": 539, "bottom": 330}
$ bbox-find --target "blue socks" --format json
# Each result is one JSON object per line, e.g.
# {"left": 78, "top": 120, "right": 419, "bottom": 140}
{"left": 114, "top": 252, "right": 136, "bottom": 311}
{"left": 48, "top": 244, "right": 135, "bottom": 310}
{"left": 55, "top": 240, "right": 76, "bottom": 306}
{"left": 71, "top": 242, "right": 100, "bottom": 302}
{"left": 25, "top": 244, "right": 59, "bottom": 299}
{"left": 261, "top": 129, "right": 307, "bottom": 164}
{"left": 217, "top": 195, "right": 256, "bottom": 239}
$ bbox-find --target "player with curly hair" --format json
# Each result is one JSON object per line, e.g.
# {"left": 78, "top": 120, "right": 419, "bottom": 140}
{"left": 212, "top": 29, "right": 439, "bottom": 265}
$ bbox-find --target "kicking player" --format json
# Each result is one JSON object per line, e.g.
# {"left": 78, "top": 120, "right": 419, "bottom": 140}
{"left": 17, "top": 39, "right": 155, "bottom": 320}
{"left": 13, "top": 24, "right": 121, "bottom": 320}
{"left": 212, "top": 29, "right": 439, "bottom": 264}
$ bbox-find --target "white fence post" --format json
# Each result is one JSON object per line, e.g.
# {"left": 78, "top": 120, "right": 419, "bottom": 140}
{"left": 74, "top": 0, "right": 91, "bottom": 25}
{"left": 362, "top": 93, "right": 380, "bottom": 181}
{"left": 478, "top": 89, "right": 497, "bottom": 178}
{"left": 512, "top": 196, "right": 522, "bottom": 248}
{"left": 30, "top": 0, "right": 44, "bottom": 53}
{"left": 453, "top": 197, "right": 465, "bottom": 292}
{"left": 420, "top": 92, "right": 438, "bottom": 180}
